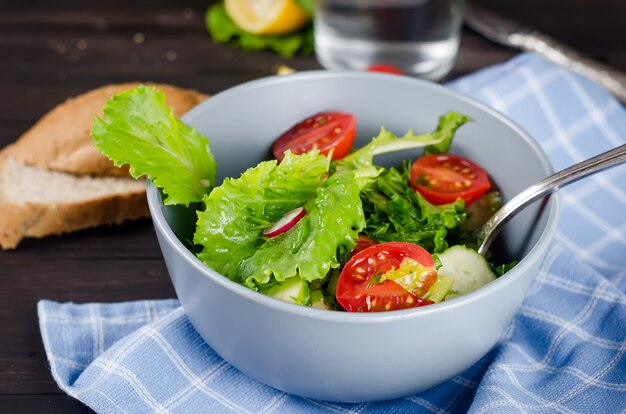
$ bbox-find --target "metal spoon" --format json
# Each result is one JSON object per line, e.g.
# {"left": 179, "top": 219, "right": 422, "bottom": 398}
{"left": 477, "top": 144, "right": 626, "bottom": 255}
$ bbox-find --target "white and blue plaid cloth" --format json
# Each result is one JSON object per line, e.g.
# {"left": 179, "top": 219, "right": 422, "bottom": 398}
{"left": 39, "top": 54, "right": 626, "bottom": 413}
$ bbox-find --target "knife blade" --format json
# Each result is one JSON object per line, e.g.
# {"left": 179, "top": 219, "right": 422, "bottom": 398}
{"left": 465, "top": 3, "right": 626, "bottom": 104}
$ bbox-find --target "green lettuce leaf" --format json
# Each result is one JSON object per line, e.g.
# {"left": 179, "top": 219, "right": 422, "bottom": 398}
{"left": 423, "top": 112, "right": 472, "bottom": 155}
{"left": 238, "top": 169, "right": 365, "bottom": 287}
{"left": 491, "top": 260, "right": 517, "bottom": 277}
{"left": 205, "top": 2, "right": 314, "bottom": 58}
{"left": 195, "top": 152, "right": 364, "bottom": 287}
{"left": 194, "top": 151, "right": 330, "bottom": 280}
{"left": 335, "top": 112, "right": 471, "bottom": 182}
{"left": 91, "top": 85, "right": 216, "bottom": 206}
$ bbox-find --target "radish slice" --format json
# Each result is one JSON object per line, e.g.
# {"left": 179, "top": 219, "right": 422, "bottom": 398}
{"left": 263, "top": 207, "right": 306, "bottom": 238}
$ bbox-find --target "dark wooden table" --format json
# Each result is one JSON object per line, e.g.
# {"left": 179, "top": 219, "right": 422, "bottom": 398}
{"left": 1, "top": 0, "right": 624, "bottom": 412}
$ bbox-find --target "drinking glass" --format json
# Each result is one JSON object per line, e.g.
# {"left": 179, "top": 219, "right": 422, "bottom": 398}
{"left": 314, "top": 0, "right": 466, "bottom": 80}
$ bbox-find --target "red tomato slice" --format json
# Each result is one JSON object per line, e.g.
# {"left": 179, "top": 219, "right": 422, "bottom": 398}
{"left": 410, "top": 154, "right": 491, "bottom": 205}
{"left": 366, "top": 64, "right": 404, "bottom": 75}
{"left": 272, "top": 111, "right": 356, "bottom": 162}
{"left": 336, "top": 242, "right": 436, "bottom": 312}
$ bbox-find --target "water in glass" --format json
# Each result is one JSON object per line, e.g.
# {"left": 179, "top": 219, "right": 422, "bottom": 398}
{"left": 315, "top": 0, "right": 466, "bottom": 80}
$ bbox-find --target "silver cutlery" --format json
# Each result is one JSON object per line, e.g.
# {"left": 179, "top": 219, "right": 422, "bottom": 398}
{"left": 477, "top": 144, "right": 626, "bottom": 255}
{"left": 465, "top": 3, "right": 626, "bottom": 104}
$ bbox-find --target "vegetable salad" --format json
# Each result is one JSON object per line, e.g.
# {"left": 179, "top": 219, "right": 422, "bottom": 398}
{"left": 92, "top": 85, "right": 513, "bottom": 313}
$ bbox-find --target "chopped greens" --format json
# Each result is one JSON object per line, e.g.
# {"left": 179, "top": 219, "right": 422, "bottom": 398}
{"left": 360, "top": 167, "right": 466, "bottom": 253}
{"left": 491, "top": 260, "right": 518, "bottom": 277}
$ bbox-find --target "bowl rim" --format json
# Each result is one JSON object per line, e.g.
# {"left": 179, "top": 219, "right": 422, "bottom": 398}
{"left": 147, "top": 70, "right": 560, "bottom": 323}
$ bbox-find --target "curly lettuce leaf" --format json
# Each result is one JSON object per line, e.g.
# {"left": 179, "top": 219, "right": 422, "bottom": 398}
{"left": 361, "top": 167, "right": 466, "bottom": 253}
{"left": 91, "top": 85, "right": 216, "bottom": 206}
{"left": 206, "top": 2, "right": 314, "bottom": 58}
{"left": 423, "top": 112, "right": 472, "bottom": 155}
{"left": 194, "top": 151, "right": 330, "bottom": 280}
{"left": 238, "top": 169, "right": 365, "bottom": 287}
{"left": 491, "top": 260, "right": 517, "bottom": 277}
{"left": 335, "top": 112, "right": 471, "bottom": 187}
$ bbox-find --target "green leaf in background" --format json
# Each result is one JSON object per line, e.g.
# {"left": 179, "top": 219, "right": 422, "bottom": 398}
{"left": 194, "top": 151, "right": 330, "bottom": 281}
{"left": 294, "top": 0, "right": 315, "bottom": 16}
{"left": 205, "top": 2, "right": 314, "bottom": 58}
{"left": 91, "top": 85, "right": 216, "bottom": 206}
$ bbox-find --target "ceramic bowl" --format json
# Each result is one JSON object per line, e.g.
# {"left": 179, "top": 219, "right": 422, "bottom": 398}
{"left": 146, "top": 71, "right": 559, "bottom": 402}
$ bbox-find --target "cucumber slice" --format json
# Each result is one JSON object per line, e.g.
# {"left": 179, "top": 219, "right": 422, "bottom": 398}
{"left": 262, "top": 277, "right": 311, "bottom": 306}
{"left": 436, "top": 245, "right": 496, "bottom": 296}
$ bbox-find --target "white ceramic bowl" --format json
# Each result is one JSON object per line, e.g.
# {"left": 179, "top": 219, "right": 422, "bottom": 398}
{"left": 146, "top": 71, "right": 559, "bottom": 402}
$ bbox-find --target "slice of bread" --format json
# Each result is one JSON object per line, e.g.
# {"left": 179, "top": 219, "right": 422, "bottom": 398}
{"left": 4, "top": 82, "right": 208, "bottom": 177}
{"left": 0, "top": 156, "right": 149, "bottom": 249}
{"left": 0, "top": 82, "right": 208, "bottom": 249}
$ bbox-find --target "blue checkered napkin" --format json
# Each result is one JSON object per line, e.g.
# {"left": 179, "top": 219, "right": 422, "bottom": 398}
{"left": 39, "top": 53, "right": 626, "bottom": 413}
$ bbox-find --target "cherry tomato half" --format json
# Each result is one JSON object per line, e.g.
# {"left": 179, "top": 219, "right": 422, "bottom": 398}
{"left": 410, "top": 154, "right": 491, "bottom": 205}
{"left": 366, "top": 64, "right": 404, "bottom": 75}
{"left": 272, "top": 111, "right": 356, "bottom": 162}
{"left": 336, "top": 242, "right": 437, "bottom": 312}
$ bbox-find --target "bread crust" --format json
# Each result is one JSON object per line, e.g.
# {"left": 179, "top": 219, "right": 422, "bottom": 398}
{"left": 0, "top": 82, "right": 206, "bottom": 249}
{"left": 4, "top": 83, "right": 208, "bottom": 177}
{"left": 0, "top": 156, "right": 150, "bottom": 249}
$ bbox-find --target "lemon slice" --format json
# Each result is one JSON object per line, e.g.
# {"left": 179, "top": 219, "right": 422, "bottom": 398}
{"left": 225, "top": 0, "right": 311, "bottom": 35}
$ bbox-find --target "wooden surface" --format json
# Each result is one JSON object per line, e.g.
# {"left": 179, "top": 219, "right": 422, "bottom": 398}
{"left": 1, "top": 0, "right": 624, "bottom": 412}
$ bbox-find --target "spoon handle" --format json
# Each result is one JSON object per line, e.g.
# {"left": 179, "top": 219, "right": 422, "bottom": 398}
{"left": 477, "top": 144, "right": 626, "bottom": 255}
